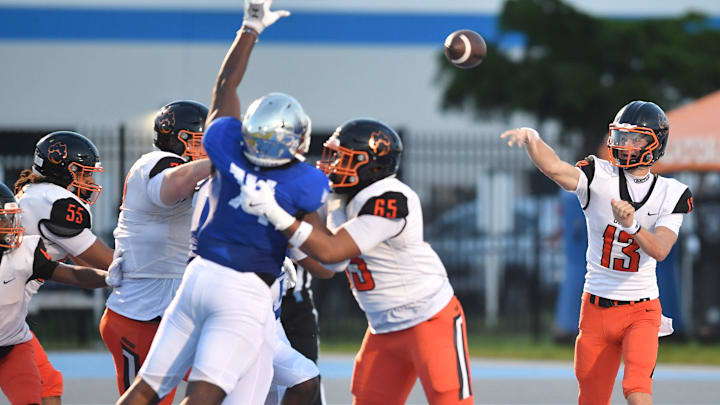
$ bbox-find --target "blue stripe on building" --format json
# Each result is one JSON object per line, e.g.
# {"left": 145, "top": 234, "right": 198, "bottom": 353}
{"left": 0, "top": 6, "right": 524, "bottom": 46}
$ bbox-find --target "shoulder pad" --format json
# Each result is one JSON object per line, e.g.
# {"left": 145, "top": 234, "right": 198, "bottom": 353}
{"left": 42, "top": 197, "right": 91, "bottom": 237}
{"left": 149, "top": 156, "right": 185, "bottom": 179}
{"left": 575, "top": 155, "right": 596, "bottom": 184}
{"left": 359, "top": 191, "right": 409, "bottom": 219}
{"left": 672, "top": 187, "right": 694, "bottom": 214}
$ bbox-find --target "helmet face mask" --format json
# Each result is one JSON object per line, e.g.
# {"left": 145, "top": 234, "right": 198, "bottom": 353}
{"left": 0, "top": 184, "right": 24, "bottom": 250}
{"left": 68, "top": 161, "right": 103, "bottom": 205}
{"left": 177, "top": 129, "right": 206, "bottom": 161}
{"left": 316, "top": 118, "right": 403, "bottom": 195}
{"left": 33, "top": 131, "right": 104, "bottom": 205}
{"left": 317, "top": 135, "right": 370, "bottom": 189}
{"left": 242, "top": 93, "right": 311, "bottom": 167}
{"left": 607, "top": 100, "right": 669, "bottom": 169}
{"left": 607, "top": 124, "right": 659, "bottom": 168}
{"left": 153, "top": 100, "right": 209, "bottom": 161}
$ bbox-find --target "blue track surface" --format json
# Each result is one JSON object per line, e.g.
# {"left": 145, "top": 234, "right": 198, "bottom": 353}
{"left": 48, "top": 351, "right": 720, "bottom": 381}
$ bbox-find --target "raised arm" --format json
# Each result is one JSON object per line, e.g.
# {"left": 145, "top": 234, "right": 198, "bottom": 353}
{"left": 501, "top": 127, "right": 580, "bottom": 191}
{"left": 206, "top": 0, "right": 290, "bottom": 125}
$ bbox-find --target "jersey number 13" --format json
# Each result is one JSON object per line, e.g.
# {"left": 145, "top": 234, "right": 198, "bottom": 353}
{"left": 601, "top": 224, "right": 640, "bottom": 272}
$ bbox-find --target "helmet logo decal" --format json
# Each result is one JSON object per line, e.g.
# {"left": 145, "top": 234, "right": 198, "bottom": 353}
{"left": 369, "top": 131, "right": 392, "bottom": 157}
{"left": 47, "top": 141, "right": 68, "bottom": 164}
{"left": 157, "top": 110, "right": 176, "bottom": 134}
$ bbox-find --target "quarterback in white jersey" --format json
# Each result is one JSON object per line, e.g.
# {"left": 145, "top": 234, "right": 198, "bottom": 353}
{"left": 241, "top": 118, "right": 473, "bottom": 405}
{"left": 100, "top": 100, "right": 212, "bottom": 404}
{"left": 0, "top": 183, "right": 109, "bottom": 405}
{"left": 502, "top": 100, "right": 693, "bottom": 405}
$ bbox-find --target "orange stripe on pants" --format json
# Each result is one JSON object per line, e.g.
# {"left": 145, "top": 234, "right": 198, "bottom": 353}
{"left": 351, "top": 295, "right": 473, "bottom": 405}
{"left": 29, "top": 332, "right": 63, "bottom": 398}
{"left": 0, "top": 340, "right": 42, "bottom": 405}
{"left": 99, "top": 307, "right": 178, "bottom": 405}
{"left": 574, "top": 292, "right": 661, "bottom": 404}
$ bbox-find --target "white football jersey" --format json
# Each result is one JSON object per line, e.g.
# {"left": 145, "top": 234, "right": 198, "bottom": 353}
{"left": 574, "top": 157, "right": 693, "bottom": 301}
{"left": 0, "top": 236, "right": 56, "bottom": 346}
{"left": 340, "top": 177, "right": 454, "bottom": 334}
{"left": 113, "top": 151, "right": 192, "bottom": 279}
{"left": 17, "top": 183, "right": 96, "bottom": 261}
{"left": 107, "top": 151, "right": 193, "bottom": 321}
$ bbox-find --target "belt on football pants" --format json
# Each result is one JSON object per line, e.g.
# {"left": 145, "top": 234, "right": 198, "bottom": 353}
{"left": 589, "top": 294, "right": 651, "bottom": 308}
{"left": 256, "top": 272, "right": 275, "bottom": 288}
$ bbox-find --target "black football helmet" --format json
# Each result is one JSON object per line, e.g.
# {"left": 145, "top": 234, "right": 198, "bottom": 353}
{"left": 0, "top": 182, "right": 24, "bottom": 251}
{"left": 33, "top": 131, "right": 103, "bottom": 205}
{"left": 607, "top": 100, "right": 670, "bottom": 168}
{"left": 317, "top": 118, "right": 403, "bottom": 195}
{"left": 153, "top": 100, "right": 209, "bottom": 161}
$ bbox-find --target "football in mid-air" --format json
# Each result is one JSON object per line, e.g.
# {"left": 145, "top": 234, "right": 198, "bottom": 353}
{"left": 444, "top": 29, "right": 486, "bottom": 69}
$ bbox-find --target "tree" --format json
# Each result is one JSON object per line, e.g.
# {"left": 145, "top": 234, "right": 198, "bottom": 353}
{"left": 439, "top": 0, "right": 720, "bottom": 158}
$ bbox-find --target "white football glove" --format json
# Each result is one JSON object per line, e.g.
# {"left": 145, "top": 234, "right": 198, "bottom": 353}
{"left": 282, "top": 256, "right": 298, "bottom": 290}
{"left": 240, "top": 180, "right": 295, "bottom": 230}
{"left": 105, "top": 249, "right": 124, "bottom": 288}
{"left": 243, "top": 0, "right": 290, "bottom": 35}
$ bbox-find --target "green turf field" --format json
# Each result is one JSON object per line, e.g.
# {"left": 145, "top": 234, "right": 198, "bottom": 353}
{"left": 321, "top": 335, "right": 720, "bottom": 365}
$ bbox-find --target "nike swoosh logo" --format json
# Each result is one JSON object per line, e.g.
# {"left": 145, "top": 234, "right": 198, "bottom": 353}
{"left": 647, "top": 212, "right": 659, "bottom": 216}
{"left": 645, "top": 309, "right": 656, "bottom": 312}
{"left": 248, "top": 202, "right": 261, "bottom": 208}
{"left": 3, "top": 278, "right": 15, "bottom": 284}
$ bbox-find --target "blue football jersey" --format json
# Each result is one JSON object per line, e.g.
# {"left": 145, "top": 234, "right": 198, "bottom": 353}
{"left": 191, "top": 116, "right": 330, "bottom": 277}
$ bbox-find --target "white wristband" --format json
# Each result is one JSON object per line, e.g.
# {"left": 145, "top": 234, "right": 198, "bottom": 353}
{"left": 288, "top": 246, "right": 307, "bottom": 262}
{"left": 621, "top": 219, "right": 641, "bottom": 235}
{"left": 288, "top": 221, "right": 313, "bottom": 248}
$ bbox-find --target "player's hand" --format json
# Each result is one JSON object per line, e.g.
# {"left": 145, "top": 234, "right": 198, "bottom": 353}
{"left": 610, "top": 198, "right": 635, "bottom": 227}
{"left": 240, "top": 180, "right": 277, "bottom": 217}
{"left": 501, "top": 127, "right": 540, "bottom": 148}
{"left": 243, "top": 0, "right": 290, "bottom": 35}
{"left": 282, "top": 256, "right": 297, "bottom": 289}
{"left": 240, "top": 180, "right": 296, "bottom": 230}
{"left": 105, "top": 249, "right": 124, "bottom": 288}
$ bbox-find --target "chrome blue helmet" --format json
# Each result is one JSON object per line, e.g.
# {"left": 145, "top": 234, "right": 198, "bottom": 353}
{"left": 242, "top": 92, "right": 312, "bottom": 167}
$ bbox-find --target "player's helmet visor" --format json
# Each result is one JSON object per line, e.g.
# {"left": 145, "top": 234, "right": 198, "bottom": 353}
{"left": 607, "top": 123, "right": 659, "bottom": 168}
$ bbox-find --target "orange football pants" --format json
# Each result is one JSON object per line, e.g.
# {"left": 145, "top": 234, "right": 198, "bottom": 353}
{"left": 100, "top": 308, "right": 177, "bottom": 405}
{"left": 351, "top": 295, "right": 473, "bottom": 405}
{"left": 30, "top": 332, "right": 63, "bottom": 398}
{"left": 0, "top": 340, "right": 41, "bottom": 405}
{"left": 574, "top": 292, "right": 661, "bottom": 405}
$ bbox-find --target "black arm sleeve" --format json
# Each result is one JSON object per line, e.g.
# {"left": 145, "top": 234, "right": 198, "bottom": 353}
{"left": 672, "top": 188, "right": 694, "bottom": 214}
{"left": 149, "top": 156, "right": 186, "bottom": 179}
{"left": 40, "top": 197, "right": 92, "bottom": 237}
{"left": 358, "top": 191, "right": 409, "bottom": 219}
{"left": 30, "top": 239, "right": 59, "bottom": 282}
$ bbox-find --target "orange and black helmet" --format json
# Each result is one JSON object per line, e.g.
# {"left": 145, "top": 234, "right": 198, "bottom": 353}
{"left": 607, "top": 101, "right": 670, "bottom": 168}
{"left": 33, "top": 131, "right": 103, "bottom": 205}
{"left": 0, "top": 182, "right": 24, "bottom": 251}
{"left": 153, "top": 100, "right": 209, "bottom": 161}
{"left": 317, "top": 118, "right": 403, "bottom": 195}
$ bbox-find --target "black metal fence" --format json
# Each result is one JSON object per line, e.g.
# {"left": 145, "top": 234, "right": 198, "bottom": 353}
{"left": 3, "top": 125, "right": 710, "bottom": 345}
